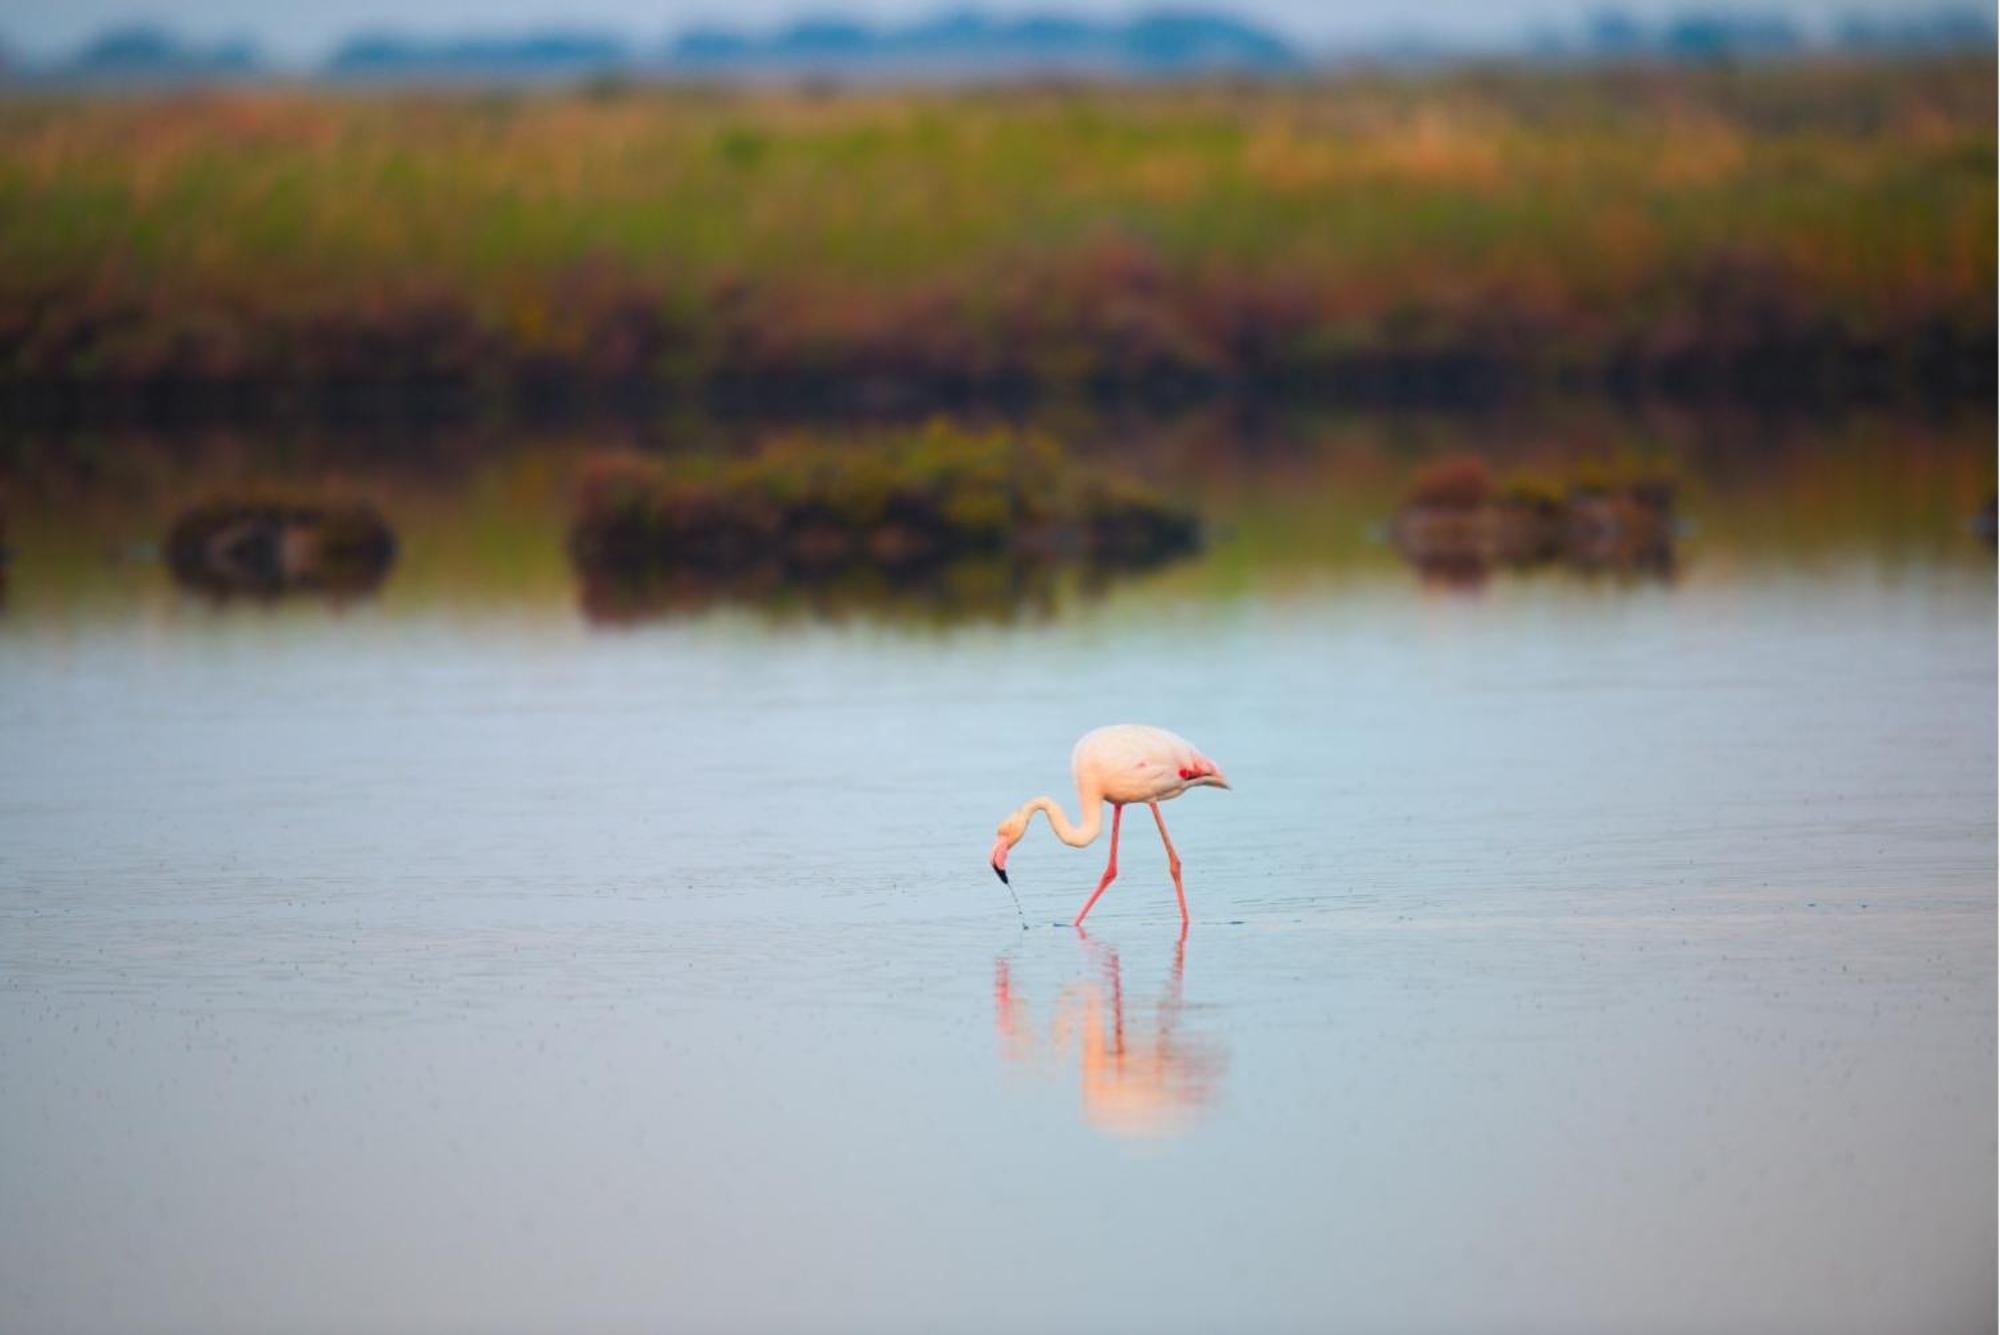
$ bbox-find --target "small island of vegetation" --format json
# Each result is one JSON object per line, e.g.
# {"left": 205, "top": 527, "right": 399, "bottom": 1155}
{"left": 568, "top": 421, "right": 1199, "bottom": 607}
{"left": 166, "top": 492, "right": 396, "bottom": 597}
{"left": 1392, "top": 453, "right": 1676, "bottom": 579}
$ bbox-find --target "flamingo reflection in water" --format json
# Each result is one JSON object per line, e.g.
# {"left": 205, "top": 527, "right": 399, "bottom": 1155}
{"left": 994, "top": 931, "right": 1225, "bottom": 1140}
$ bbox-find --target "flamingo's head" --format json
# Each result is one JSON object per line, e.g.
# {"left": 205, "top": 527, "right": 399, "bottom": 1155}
{"left": 989, "top": 812, "right": 1029, "bottom": 884}
{"left": 1178, "top": 757, "right": 1232, "bottom": 791}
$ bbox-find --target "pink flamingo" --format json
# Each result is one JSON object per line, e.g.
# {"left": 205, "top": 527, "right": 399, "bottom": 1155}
{"left": 988, "top": 724, "right": 1230, "bottom": 930}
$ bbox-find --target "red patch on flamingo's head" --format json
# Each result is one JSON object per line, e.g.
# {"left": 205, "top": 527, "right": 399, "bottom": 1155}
{"left": 1178, "top": 767, "right": 1196, "bottom": 780}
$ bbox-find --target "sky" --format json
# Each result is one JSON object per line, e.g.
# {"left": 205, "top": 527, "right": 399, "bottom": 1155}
{"left": 0, "top": 0, "right": 1971, "bottom": 63}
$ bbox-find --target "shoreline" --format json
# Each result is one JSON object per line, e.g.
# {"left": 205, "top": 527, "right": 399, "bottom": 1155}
{"left": 2, "top": 325, "right": 1991, "bottom": 433}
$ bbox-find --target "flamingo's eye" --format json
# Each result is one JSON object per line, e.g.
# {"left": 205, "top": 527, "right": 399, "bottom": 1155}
{"left": 1178, "top": 767, "right": 1196, "bottom": 780}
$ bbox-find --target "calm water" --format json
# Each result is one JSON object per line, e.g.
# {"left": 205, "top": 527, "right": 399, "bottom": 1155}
{"left": 1, "top": 418, "right": 1994, "bottom": 1334}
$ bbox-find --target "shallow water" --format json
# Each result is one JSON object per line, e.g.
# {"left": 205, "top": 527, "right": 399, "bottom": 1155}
{"left": 1, "top": 421, "right": 1994, "bottom": 1334}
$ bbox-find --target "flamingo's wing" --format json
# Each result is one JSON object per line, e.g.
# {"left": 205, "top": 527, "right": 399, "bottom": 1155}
{"left": 1079, "top": 724, "right": 1198, "bottom": 804}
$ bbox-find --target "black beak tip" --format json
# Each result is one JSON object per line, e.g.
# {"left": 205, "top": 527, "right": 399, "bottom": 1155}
{"left": 992, "top": 864, "right": 1009, "bottom": 885}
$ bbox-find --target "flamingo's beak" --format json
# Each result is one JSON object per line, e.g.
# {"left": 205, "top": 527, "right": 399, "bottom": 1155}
{"left": 989, "top": 836, "right": 1011, "bottom": 884}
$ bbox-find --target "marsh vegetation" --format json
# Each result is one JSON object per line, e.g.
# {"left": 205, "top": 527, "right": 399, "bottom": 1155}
{"left": 0, "top": 58, "right": 1991, "bottom": 418}
{"left": 567, "top": 420, "right": 1198, "bottom": 616}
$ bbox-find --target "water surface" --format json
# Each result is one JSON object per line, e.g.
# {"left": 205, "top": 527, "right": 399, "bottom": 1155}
{"left": 1, "top": 415, "right": 1993, "bottom": 1333}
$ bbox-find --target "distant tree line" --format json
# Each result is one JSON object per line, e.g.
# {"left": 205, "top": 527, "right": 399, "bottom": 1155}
{"left": 2, "top": 7, "right": 1992, "bottom": 86}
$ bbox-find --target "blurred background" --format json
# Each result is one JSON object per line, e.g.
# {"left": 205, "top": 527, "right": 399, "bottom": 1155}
{"left": 0, "top": 4, "right": 1993, "bottom": 1334}
{"left": 0, "top": 0, "right": 1993, "bottom": 617}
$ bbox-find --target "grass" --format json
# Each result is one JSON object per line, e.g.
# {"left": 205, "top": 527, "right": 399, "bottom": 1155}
{"left": 0, "top": 57, "right": 1991, "bottom": 406}
{"left": 569, "top": 419, "right": 1198, "bottom": 577}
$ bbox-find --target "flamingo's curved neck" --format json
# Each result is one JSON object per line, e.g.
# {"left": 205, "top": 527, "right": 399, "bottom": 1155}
{"left": 1022, "top": 786, "right": 1105, "bottom": 848}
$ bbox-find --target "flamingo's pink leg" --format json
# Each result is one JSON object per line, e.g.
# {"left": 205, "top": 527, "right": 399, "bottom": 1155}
{"left": 1072, "top": 804, "right": 1121, "bottom": 928}
{"left": 1149, "top": 801, "right": 1189, "bottom": 928}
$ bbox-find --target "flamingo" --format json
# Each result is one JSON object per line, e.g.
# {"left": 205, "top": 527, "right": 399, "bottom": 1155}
{"left": 988, "top": 724, "right": 1229, "bottom": 930}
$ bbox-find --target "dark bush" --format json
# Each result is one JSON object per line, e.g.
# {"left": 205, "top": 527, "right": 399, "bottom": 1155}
{"left": 165, "top": 491, "right": 395, "bottom": 597}
{"left": 569, "top": 421, "right": 1200, "bottom": 581}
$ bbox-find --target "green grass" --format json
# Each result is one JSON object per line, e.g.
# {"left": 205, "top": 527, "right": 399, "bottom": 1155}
{"left": 0, "top": 58, "right": 1991, "bottom": 395}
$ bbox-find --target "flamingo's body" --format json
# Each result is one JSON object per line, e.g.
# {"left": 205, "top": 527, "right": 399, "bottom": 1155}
{"left": 989, "top": 724, "right": 1229, "bottom": 929}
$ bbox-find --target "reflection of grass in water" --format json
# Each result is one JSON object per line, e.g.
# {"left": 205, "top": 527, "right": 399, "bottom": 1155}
{"left": 0, "top": 442, "right": 586, "bottom": 616}
{"left": 0, "top": 408, "right": 1989, "bottom": 618}
{"left": 1078, "top": 404, "right": 1997, "bottom": 598}
{"left": 1684, "top": 421, "right": 1997, "bottom": 567}
{"left": 396, "top": 451, "right": 576, "bottom": 601}
{"left": 578, "top": 556, "right": 1072, "bottom": 629}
